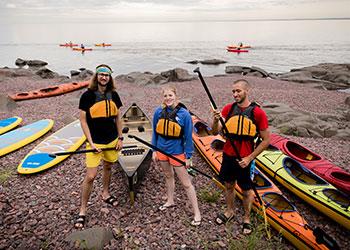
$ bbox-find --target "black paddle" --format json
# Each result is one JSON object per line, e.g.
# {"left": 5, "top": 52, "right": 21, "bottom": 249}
{"left": 127, "top": 134, "right": 225, "bottom": 191}
{"left": 48, "top": 145, "right": 137, "bottom": 158}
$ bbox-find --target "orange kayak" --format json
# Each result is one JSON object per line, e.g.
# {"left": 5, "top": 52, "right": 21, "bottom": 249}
{"left": 192, "top": 114, "right": 337, "bottom": 250}
{"left": 72, "top": 48, "right": 93, "bottom": 51}
{"left": 95, "top": 44, "right": 112, "bottom": 47}
{"left": 9, "top": 81, "right": 89, "bottom": 101}
{"left": 59, "top": 43, "right": 78, "bottom": 47}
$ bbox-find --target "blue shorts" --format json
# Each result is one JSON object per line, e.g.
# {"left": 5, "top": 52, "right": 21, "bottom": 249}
{"left": 219, "top": 153, "right": 253, "bottom": 191}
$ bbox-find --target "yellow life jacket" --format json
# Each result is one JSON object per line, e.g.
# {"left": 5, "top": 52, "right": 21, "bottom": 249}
{"left": 224, "top": 102, "right": 259, "bottom": 141}
{"left": 89, "top": 91, "right": 118, "bottom": 119}
{"left": 156, "top": 104, "right": 185, "bottom": 139}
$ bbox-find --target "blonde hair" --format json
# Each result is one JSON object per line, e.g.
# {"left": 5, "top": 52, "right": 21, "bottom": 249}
{"left": 161, "top": 86, "right": 179, "bottom": 107}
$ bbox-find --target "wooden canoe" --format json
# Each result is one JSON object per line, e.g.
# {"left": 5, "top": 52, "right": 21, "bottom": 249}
{"left": 9, "top": 81, "right": 89, "bottom": 101}
{"left": 118, "top": 103, "right": 152, "bottom": 205}
{"left": 191, "top": 114, "right": 337, "bottom": 250}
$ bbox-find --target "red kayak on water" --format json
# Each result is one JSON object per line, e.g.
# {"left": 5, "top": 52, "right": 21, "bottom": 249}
{"left": 270, "top": 133, "right": 350, "bottom": 195}
{"left": 227, "top": 48, "right": 249, "bottom": 53}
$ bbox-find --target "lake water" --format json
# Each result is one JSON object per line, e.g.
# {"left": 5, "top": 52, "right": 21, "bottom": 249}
{"left": 0, "top": 20, "right": 349, "bottom": 76}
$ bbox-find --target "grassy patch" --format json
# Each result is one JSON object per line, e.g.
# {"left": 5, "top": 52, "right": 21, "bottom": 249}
{"left": 227, "top": 215, "right": 285, "bottom": 250}
{"left": 0, "top": 169, "right": 13, "bottom": 184}
{"left": 197, "top": 186, "right": 221, "bottom": 203}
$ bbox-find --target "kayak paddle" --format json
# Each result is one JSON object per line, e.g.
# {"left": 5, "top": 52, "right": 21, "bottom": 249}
{"left": 48, "top": 145, "right": 137, "bottom": 158}
{"left": 127, "top": 134, "right": 226, "bottom": 191}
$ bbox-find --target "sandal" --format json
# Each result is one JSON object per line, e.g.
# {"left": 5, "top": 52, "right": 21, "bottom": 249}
{"left": 242, "top": 222, "right": 253, "bottom": 235}
{"left": 74, "top": 215, "right": 86, "bottom": 229}
{"left": 159, "top": 204, "right": 176, "bottom": 211}
{"left": 215, "top": 212, "right": 234, "bottom": 225}
{"left": 104, "top": 196, "right": 118, "bottom": 207}
{"left": 191, "top": 220, "right": 201, "bottom": 226}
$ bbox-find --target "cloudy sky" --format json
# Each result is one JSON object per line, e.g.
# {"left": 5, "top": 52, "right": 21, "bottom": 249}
{"left": 0, "top": 0, "right": 349, "bottom": 23}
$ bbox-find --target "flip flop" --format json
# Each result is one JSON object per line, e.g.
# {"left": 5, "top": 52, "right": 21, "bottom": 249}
{"left": 159, "top": 204, "right": 176, "bottom": 211}
{"left": 242, "top": 222, "right": 253, "bottom": 235}
{"left": 191, "top": 220, "right": 201, "bottom": 226}
{"left": 215, "top": 212, "right": 234, "bottom": 225}
{"left": 74, "top": 215, "right": 86, "bottom": 229}
{"left": 103, "top": 196, "right": 118, "bottom": 207}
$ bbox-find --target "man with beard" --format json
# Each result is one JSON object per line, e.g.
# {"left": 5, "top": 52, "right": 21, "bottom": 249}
{"left": 75, "top": 64, "right": 123, "bottom": 228}
{"left": 211, "top": 79, "right": 270, "bottom": 235}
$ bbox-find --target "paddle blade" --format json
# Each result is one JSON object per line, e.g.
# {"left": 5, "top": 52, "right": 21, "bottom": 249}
{"left": 313, "top": 227, "right": 340, "bottom": 250}
{"left": 20, "top": 153, "right": 56, "bottom": 169}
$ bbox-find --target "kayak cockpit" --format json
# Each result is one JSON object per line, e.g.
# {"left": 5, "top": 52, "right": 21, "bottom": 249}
{"left": 211, "top": 139, "right": 225, "bottom": 151}
{"left": 262, "top": 192, "right": 296, "bottom": 212}
{"left": 285, "top": 141, "right": 322, "bottom": 161}
{"left": 322, "top": 189, "right": 350, "bottom": 209}
{"left": 194, "top": 121, "right": 213, "bottom": 137}
{"left": 283, "top": 157, "right": 327, "bottom": 185}
{"left": 253, "top": 170, "right": 272, "bottom": 189}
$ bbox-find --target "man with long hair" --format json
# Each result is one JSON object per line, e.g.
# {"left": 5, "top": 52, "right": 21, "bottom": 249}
{"left": 75, "top": 64, "right": 123, "bottom": 228}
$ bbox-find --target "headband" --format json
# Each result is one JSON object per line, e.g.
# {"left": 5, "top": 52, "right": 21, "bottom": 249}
{"left": 96, "top": 66, "right": 112, "bottom": 75}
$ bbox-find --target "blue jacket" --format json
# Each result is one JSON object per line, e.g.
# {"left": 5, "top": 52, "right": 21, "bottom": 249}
{"left": 151, "top": 105, "right": 193, "bottom": 159}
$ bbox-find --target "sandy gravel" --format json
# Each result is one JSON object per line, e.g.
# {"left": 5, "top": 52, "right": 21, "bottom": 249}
{"left": 0, "top": 73, "right": 349, "bottom": 249}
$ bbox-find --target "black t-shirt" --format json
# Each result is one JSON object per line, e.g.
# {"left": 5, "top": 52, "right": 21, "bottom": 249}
{"left": 79, "top": 89, "right": 123, "bottom": 144}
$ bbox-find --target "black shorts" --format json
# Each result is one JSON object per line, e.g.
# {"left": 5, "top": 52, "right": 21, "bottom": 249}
{"left": 219, "top": 153, "right": 252, "bottom": 191}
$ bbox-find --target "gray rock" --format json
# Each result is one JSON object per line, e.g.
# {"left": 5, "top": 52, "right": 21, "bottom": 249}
{"left": 35, "top": 67, "right": 59, "bottom": 79}
{"left": 251, "top": 66, "right": 269, "bottom": 77}
{"left": 65, "top": 227, "right": 114, "bottom": 250}
{"left": 200, "top": 59, "right": 227, "bottom": 65}
{"left": 15, "top": 58, "right": 27, "bottom": 66}
{"left": 0, "top": 94, "right": 18, "bottom": 112}
{"left": 161, "top": 68, "right": 196, "bottom": 82}
{"left": 27, "top": 60, "right": 48, "bottom": 67}
{"left": 70, "top": 70, "right": 80, "bottom": 77}
{"left": 225, "top": 66, "right": 251, "bottom": 74}
{"left": 186, "top": 60, "right": 199, "bottom": 64}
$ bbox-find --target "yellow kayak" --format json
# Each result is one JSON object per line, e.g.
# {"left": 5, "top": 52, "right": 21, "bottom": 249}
{"left": 256, "top": 146, "right": 350, "bottom": 230}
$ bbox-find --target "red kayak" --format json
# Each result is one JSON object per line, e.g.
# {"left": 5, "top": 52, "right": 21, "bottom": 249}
{"left": 227, "top": 48, "right": 249, "bottom": 53}
{"left": 270, "top": 133, "right": 350, "bottom": 195}
{"left": 72, "top": 48, "right": 93, "bottom": 52}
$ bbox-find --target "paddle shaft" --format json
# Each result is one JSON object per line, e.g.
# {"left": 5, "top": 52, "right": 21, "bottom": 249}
{"left": 194, "top": 67, "right": 263, "bottom": 205}
{"left": 128, "top": 134, "right": 225, "bottom": 190}
{"left": 50, "top": 145, "right": 137, "bottom": 157}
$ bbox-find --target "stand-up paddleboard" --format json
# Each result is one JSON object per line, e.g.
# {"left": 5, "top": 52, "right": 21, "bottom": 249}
{"left": 0, "top": 119, "right": 54, "bottom": 157}
{"left": 18, "top": 120, "right": 86, "bottom": 174}
{"left": 0, "top": 116, "right": 22, "bottom": 135}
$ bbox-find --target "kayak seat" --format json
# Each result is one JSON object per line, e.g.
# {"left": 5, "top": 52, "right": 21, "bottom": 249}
{"left": 211, "top": 139, "right": 225, "bottom": 151}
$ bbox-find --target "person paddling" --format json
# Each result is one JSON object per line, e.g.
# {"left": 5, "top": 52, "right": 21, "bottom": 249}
{"left": 75, "top": 64, "right": 123, "bottom": 229}
{"left": 211, "top": 79, "right": 270, "bottom": 235}
{"left": 151, "top": 86, "right": 201, "bottom": 226}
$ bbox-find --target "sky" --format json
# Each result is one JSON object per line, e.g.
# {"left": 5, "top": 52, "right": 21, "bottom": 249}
{"left": 0, "top": 0, "right": 349, "bottom": 23}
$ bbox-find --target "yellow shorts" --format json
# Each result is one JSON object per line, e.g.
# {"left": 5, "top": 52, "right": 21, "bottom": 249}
{"left": 85, "top": 138, "right": 120, "bottom": 168}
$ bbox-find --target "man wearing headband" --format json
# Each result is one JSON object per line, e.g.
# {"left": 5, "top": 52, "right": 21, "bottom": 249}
{"left": 75, "top": 64, "right": 123, "bottom": 229}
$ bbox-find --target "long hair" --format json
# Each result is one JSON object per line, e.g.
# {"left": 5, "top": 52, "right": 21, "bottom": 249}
{"left": 88, "top": 65, "right": 116, "bottom": 92}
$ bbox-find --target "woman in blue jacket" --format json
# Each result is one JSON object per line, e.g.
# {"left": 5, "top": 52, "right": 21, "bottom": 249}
{"left": 151, "top": 86, "right": 201, "bottom": 226}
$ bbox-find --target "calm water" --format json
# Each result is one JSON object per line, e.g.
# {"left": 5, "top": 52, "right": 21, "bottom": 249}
{"left": 0, "top": 20, "right": 349, "bottom": 76}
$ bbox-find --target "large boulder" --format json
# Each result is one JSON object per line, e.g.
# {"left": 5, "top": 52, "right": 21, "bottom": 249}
{"left": 35, "top": 67, "right": 60, "bottom": 79}
{"left": 200, "top": 59, "right": 227, "bottom": 65}
{"left": 27, "top": 60, "right": 48, "bottom": 67}
{"left": 115, "top": 71, "right": 167, "bottom": 85}
{"left": 277, "top": 63, "right": 350, "bottom": 90}
{"left": 15, "top": 58, "right": 27, "bottom": 67}
{"left": 262, "top": 102, "right": 350, "bottom": 139}
{"left": 161, "top": 68, "right": 196, "bottom": 82}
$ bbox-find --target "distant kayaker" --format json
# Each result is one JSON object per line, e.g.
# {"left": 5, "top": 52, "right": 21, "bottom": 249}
{"left": 80, "top": 44, "right": 85, "bottom": 50}
{"left": 237, "top": 42, "right": 243, "bottom": 50}
{"left": 151, "top": 86, "right": 201, "bottom": 226}
{"left": 211, "top": 79, "right": 270, "bottom": 235}
{"left": 75, "top": 64, "right": 124, "bottom": 229}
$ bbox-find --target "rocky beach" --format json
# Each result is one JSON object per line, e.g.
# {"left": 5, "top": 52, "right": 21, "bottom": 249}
{"left": 0, "top": 61, "right": 349, "bottom": 249}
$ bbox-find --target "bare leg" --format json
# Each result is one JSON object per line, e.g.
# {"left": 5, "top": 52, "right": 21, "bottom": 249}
{"left": 78, "top": 167, "right": 98, "bottom": 217}
{"left": 102, "top": 161, "right": 113, "bottom": 199}
{"left": 242, "top": 189, "right": 254, "bottom": 223}
{"left": 174, "top": 166, "right": 201, "bottom": 222}
{"left": 224, "top": 181, "right": 236, "bottom": 218}
{"left": 159, "top": 161, "right": 175, "bottom": 206}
